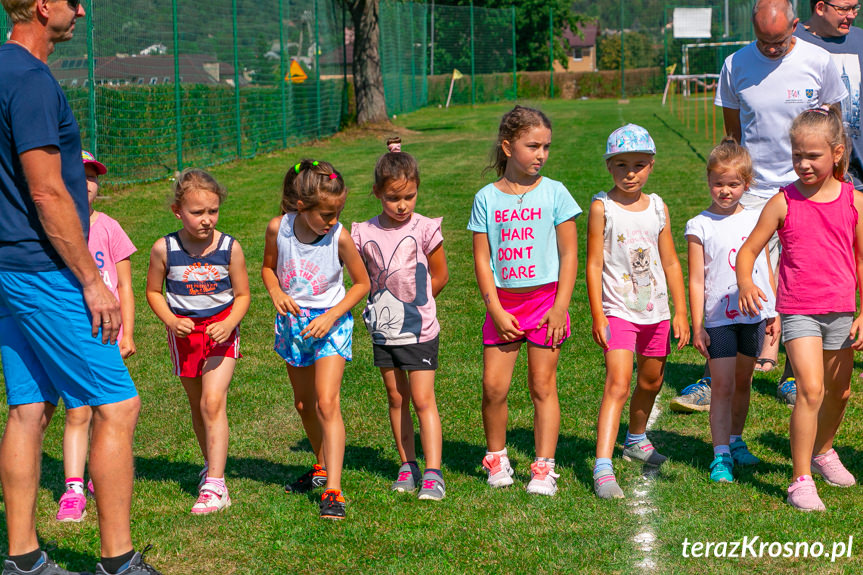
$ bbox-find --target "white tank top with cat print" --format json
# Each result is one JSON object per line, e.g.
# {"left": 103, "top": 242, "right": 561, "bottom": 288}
{"left": 594, "top": 192, "right": 670, "bottom": 324}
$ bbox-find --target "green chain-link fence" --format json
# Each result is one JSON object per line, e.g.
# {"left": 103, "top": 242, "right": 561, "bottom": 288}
{"left": 4, "top": 0, "right": 348, "bottom": 184}
{"left": 5, "top": 0, "right": 815, "bottom": 184}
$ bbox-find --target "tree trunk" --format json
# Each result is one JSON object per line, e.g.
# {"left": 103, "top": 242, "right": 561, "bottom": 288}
{"left": 346, "top": 0, "right": 389, "bottom": 125}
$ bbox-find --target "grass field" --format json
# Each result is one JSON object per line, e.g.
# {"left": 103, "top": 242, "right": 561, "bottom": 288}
{"left": 2, "top": 97, "right": 863, "bottom": 574}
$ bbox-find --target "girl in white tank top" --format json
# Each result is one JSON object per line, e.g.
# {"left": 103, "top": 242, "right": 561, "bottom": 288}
{"left": 261, "top": 159, "right": 370, "bottom": 520}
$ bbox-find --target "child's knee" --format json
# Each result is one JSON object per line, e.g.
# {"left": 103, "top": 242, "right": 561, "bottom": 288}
{"left": 316, "top": 395, "right": 342, "bottom": 421}
{"left": 797, "top": 381, "right": 825, "bottom": 405}
{"left": 200, "top": 393, "right": 226, "bottom": 420}
{"left": 482, "top": 385, "right": 509, "bottom": 406}
{"left": 528, "top": 378, "right": 558, "bottom": 403}
{"left": 64, "top": 406, "right": 93, "bottom": 428}
{"left": 603, "top": 378, "right": 631, "bottom": 403}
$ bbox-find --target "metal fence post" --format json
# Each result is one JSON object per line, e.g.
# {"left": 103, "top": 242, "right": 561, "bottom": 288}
{"left": 341, "top": 0, "right": 349, "bottom": 121}
{"left": 619, "top": 0, "right": 626, "bottom": 100}
{"left": 470, "top": 1, "right": 475, "bottom": 106}
{"left": 86, "top": 5, "right": 96, "bottom": 153}
{"left": 512, "top": 5, "right": 517, "bottom": 100}
{"left": 548, "top": 6, "right": 553, "bottom": 98}
{"left": 315, "top": 0, "right": 321, "bottom": 139}
{"left": 410, "top": 4, "right": 416, "bottom": 110}
{"left": 396, "top": 2, "right": 403, "bottom": 111}
{"left": 232, "top": 0, "right": 242, "bottom": 159}
{"left": 172, "top": 0, "right": 183, "bottom": 171}
{"left": 279, "top": 0, "right": 288, "bottom": 148}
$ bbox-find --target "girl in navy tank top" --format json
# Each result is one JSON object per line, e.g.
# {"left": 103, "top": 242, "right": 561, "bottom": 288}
{"left": 146, "top": 168, "right": 250, "bottom": 515}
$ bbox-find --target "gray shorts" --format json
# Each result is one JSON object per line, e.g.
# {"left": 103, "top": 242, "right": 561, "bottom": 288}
{"left": 780, "top": 312, "right": 854, "bottom": 350}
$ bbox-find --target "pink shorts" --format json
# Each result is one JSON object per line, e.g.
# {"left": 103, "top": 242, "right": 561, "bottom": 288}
{"left": 167, "top": 306, "right": 241, "bottom": 377}
{"left": 605, "top": 316, "right": 670, "bottom": 357}
{"left": 482, "top": 283, "right": 570, "bottom": 347}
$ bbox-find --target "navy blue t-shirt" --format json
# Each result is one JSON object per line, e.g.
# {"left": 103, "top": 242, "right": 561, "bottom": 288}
{"left": 0, "top": 43, "right": 88, "bottom": 272}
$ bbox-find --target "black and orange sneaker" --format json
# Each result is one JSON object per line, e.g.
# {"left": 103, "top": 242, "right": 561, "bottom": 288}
{"left": 284, "top": 464, "right": 327, "bottom": 494}
{"left": 319, "top": 489, "right": 346, "bottom": 520}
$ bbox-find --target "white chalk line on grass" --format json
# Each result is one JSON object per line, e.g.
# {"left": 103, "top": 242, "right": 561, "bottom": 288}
{"left": 629, "top": 401, "right": 662, "bottom": 572}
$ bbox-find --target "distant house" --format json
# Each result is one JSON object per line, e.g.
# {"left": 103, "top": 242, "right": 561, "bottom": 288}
{"left": 555, "top": 21, "right": 598, "bottom": 73}
{"left": 49, "top": 54, "right": 239, "bottom": 87}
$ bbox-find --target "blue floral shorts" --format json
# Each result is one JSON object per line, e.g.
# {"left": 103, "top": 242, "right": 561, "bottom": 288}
{"left": 274, "top": 308, "right": 353, "bottom": 367}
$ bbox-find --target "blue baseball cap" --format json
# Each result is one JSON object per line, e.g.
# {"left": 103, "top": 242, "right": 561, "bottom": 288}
{"left": 604, "top": 124, "right": 656, "bottom": 159}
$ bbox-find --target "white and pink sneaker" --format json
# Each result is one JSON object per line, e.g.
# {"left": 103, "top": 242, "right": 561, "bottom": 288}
{"left": 482, "top": 453, "right": 515, "bottom": 488}
{"left": 191, "top": 483, "right": 231, "bottom": 515}
{"left": 526, "top": 460, "right": 559, "bottom": 496}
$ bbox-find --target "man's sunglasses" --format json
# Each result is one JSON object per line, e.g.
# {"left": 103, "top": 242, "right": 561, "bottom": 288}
{"left": 65, "top": 0, "right": 82, "bottom": 10}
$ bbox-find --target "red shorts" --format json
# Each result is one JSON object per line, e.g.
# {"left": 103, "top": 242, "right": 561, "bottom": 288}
{"left": 605, "top": 316, "right": 670, "bottom": 357}
{"left": 167, "top": 306, "right": 241, "bottom": 377}
{"left": 482, "top": 282, "right": 570, "bottom": 347}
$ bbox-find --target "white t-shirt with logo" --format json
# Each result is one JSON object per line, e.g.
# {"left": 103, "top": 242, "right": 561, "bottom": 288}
{"left": 716, "top": 40, "right": 847, "bottom": 198}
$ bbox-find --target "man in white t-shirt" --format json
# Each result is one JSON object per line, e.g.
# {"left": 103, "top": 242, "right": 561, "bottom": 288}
{"left": 672, "top": 0, "right": 847, "bottom": 413}
{"left": 717, "top": 0, "right": 847, "bottom": 204}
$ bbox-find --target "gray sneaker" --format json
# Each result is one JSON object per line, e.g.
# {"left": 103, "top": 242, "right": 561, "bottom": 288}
{"left": 669, "top": 378, "right": 711, "bottom": 412}
{"left": 391, "top": 462, "right": 421, "bottom": 492}
{"left": 94, "top": 547, "right": 161, "bottom": 575}
{"left": 777, "top": 377, "right": 797, "bottom": 407}
{"left": 622, "top": 439, "right": 667, "bottom": 466}
{"left": 593, "top": 469, "right": 625, "bottom": 499}
{"left": 2, "top": 553, "right": 88, "bottom": 575}
{"left": 417, "top": 472, "right": 446, "bottom": 501}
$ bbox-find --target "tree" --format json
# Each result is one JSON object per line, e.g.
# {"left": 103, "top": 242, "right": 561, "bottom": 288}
{"left": 446, "top": 0, "right": 583, "bottom": 71}
{"left": 343, "top": 0, "right": 389, "bottom": 125}
{"left": 597, "top": 31, "right": 659, "bottom": 70}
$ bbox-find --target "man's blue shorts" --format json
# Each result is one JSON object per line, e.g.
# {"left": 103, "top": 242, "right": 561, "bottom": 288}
{"left": 0, "top": 268, "right": 138, "bottom": 408}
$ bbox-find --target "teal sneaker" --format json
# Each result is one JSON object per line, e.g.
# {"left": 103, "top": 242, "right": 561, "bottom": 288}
{"left": 730, "top": 438, "right": 760, "bottom": 466}
{"left": 670, "top": 378, "right": 711, "bottom": 413}
{"left": 709, "top": 453, "right": 734, "bottom": 483}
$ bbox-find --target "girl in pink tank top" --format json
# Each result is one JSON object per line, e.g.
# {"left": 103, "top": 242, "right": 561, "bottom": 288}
{"left": 735, "top": 106, "right": 863, "bottom": 512}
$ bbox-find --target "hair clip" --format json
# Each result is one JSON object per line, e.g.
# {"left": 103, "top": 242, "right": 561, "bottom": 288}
{"left": 387, "top": 142, "right": 402, "bottom": 153}
{"left": 328, "top": 173, "right": 338, "bottom": 180}
{"left": 294, "top": 160, "right": 320, "bottom": 174}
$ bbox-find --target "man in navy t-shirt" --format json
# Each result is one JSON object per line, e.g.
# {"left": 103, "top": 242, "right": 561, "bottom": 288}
{"left": 796, "top": 0, "right": 863, "bottom": 188}
{"left": 0, "top": 0, "right": 158, "bottom": 574}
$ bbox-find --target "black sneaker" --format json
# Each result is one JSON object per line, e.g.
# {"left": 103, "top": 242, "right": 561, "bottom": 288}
{"left": 2, "top": 552, "right": 86, "bottom": 575}
{"left": 319, "top": 489, "right": 346, "bottom": 520}
{"left": 94, "top": 546, "right": 161, "bottom": 575}
{"left": 284, "top": 464, "right": 327, "bottom": 494}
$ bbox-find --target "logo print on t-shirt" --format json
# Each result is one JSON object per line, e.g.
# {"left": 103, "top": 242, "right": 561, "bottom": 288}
{"left": 283, "top": 258, "right": 329, "bottom": 297}
{"left": 183, "top": 262, "right": 221, "bottom": 295}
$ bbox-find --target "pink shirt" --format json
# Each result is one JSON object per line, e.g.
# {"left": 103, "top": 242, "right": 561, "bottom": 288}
{"left": 88, "top": 212, "right": 136, "bottom": 338}
{"left": 351, "top": 214, "right": 443, "bottom": 345}
{"left": 776, "top": 182, "right": 857, "bottom": 314}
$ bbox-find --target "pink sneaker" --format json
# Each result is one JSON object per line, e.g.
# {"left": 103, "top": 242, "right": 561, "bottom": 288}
{"left": 787, "top": 476, "right": 826, "bottom": 511}
{"left": 87, "top": 479, "right": 95, "bottom": 497}
{"left": 56, "top": 489, "right": 87, "bottom": 522}
{"left": 812, "top": 449, "right": 857, "bottom": 487}
{"left": 191, "top": 483, "right": 231, "bottom": 515}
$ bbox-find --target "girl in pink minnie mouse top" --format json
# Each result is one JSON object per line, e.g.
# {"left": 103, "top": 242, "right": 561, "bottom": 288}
{"left": 351, "top": 137, "right": 450, "bottom": 501}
